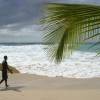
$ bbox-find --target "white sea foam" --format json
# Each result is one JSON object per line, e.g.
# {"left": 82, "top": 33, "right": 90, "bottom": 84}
{"left": 0, "top": 44, "right": 100, "bottom": 78}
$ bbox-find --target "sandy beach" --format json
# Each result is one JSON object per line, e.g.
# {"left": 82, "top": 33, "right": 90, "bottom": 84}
{"left": 0, "top": 74, "right": 100, "bottom": 100}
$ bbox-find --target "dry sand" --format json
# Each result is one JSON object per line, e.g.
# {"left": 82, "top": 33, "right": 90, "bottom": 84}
{"left": 0, "top": 74, "right": 100, "bottom": 100}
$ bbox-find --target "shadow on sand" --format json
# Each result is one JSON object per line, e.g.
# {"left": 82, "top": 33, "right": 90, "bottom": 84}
{"left": 0, "top": 86, "right": 24, "bottom": 92}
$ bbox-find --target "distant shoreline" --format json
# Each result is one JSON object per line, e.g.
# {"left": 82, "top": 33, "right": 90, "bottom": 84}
{"left": 0, "top": 42, "right": 52, "bottom": 46}
{"left": 0, "top": 42, "right": 96, "bottom": 46}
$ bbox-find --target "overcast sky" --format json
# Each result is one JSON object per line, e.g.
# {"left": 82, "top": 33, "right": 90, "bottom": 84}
{"left": 0, "top": 0, "right": 99, "bottom": 43}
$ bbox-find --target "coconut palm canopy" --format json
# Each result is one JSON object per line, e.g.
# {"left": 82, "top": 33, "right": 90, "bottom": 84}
{"left": 42, "top": 3, "right": 100, "bottom": 63}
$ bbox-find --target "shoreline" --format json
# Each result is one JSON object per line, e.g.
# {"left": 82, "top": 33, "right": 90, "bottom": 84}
{"left": 21, "top": 73, "right": 100, "bottom": 79}
{"left": 10, "top": 72, "right": 100, "bottom": 79}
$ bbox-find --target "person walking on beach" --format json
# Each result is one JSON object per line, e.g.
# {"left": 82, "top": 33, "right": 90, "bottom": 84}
{"left": 0, "top": 56, "right": 12, "bottom": 88}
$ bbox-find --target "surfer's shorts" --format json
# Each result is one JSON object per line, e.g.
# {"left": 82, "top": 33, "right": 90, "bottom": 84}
{"left": 2, "top": 71, "right": 8, "bottom": 80}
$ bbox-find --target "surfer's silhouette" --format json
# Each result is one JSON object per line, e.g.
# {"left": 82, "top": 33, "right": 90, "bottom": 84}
{"left": 0, "top": 56, "right": 12, "bottom": 88}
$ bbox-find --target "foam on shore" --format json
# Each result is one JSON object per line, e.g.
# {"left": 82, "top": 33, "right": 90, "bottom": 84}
{"left": 0, "top": 44, "right": 99, "bottom": 78}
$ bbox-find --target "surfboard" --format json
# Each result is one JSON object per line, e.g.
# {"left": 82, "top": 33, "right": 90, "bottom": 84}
{"left": 0, "top": 63, "right": 20, "bottom": 73}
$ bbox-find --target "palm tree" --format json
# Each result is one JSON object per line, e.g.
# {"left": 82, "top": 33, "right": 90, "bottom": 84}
{"left": 42, "top": 3, "right": 100, "bottom": 63}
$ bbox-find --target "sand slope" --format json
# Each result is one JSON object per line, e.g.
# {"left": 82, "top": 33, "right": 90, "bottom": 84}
{"left": 0, "top": 74, "right": 100, "bottom": 100}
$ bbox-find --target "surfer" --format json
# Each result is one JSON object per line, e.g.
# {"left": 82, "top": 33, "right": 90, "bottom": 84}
{"left": 0, "top": 56, "right": 12, "bottom": 88}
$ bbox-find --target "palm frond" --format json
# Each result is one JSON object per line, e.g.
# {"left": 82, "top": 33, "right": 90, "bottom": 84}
{"left": 42, "top": 3, "right": 100, "bottom": 63}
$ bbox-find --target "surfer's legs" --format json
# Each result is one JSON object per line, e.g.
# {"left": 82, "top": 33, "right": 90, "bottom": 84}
{"left": 0, "top": 79, "right": 8, "bottom": 88}
{"left": 0, "top": 79, "right": 4, "bottom": 84}
{"left": 5, "top": 79, "right": 8, "bottom": 88}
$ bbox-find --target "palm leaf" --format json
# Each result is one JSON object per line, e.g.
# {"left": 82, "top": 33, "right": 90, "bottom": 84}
{"left": 42, "top": 3, "right": 100, "bottom": 63}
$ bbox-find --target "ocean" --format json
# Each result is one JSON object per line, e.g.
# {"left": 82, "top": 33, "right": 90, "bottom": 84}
{"left": 0, "top": 43, "right": 100, "bottom": 78}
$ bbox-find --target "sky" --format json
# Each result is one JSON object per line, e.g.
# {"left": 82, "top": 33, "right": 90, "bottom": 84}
{"left": 0, "top": 0, "right": 99, "bottom": 43}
